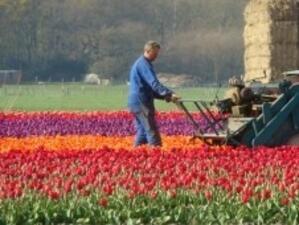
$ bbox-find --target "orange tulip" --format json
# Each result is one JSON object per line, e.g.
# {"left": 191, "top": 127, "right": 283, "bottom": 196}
{"left": 0, "top": 135, "right": 218, "bottom": 153}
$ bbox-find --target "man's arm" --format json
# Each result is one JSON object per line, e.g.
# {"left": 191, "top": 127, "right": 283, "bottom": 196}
{"left": 153, "top": 92, "right": 172, "bottom": 100}
{"left": 139, "top": 62, "right": 172, "bottom": 97}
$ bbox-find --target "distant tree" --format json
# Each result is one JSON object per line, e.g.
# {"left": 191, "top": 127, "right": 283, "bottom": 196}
{"left": 0, "top": 0, "right": 247, "bottom": 82}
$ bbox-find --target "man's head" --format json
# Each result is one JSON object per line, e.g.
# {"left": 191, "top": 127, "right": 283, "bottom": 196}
{"left": 144, "top": 41, "right": 160, "bottom": 62}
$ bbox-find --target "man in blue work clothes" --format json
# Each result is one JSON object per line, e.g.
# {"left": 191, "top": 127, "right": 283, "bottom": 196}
{"left": 128, "top": 40, "right": 180, "bottom": 147}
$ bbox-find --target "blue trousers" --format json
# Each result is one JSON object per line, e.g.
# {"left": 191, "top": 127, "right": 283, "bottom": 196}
{"left": 133, "top": 110, "right": 162, "bottom": 147}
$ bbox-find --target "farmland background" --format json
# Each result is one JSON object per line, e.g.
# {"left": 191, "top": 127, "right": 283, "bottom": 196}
{"left": 1, "top": 0, "right": 244, "bottom": 112}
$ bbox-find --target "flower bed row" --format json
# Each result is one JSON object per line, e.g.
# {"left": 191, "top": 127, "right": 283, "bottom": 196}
{"left": 0, "top": 135, "right": 207, "bottom": 152}
{"left": 0, "top": 111, "right": 224, "bottom": 137}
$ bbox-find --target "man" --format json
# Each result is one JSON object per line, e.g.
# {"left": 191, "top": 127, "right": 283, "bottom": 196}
{"left": 128, "top": 40, "right": 180, "bottom": 147}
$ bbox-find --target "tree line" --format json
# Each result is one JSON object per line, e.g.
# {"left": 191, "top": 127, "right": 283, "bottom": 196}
{"left": 0, "top": 0, "right": 247, "bottom": 83}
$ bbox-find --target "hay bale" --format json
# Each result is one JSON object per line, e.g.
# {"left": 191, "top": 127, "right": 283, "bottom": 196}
{"left": 244, "top": 21, "right": 298, "bottom": 46}
{"left": 244, "top": 0, "right": 299, "bottom": 83}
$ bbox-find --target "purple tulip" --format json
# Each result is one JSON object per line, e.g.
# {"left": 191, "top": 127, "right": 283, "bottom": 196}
{"left": 0, "top": 111, "right": 224, "bottom": 137}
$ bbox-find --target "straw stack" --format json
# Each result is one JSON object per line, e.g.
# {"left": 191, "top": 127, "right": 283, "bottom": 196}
{"left": 244, "top": 0, "right": 299, "bottom": 83}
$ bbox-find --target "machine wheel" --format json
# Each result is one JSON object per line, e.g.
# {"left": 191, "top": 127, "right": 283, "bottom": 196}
{"left": 286, "top": 133, "right": 299, "bottom": 145}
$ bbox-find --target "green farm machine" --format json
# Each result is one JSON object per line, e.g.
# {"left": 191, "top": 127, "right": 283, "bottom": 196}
{"left": 177, "top": 71, "right": 299, "bottom": 147}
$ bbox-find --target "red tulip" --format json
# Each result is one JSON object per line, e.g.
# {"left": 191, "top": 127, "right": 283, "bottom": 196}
{"left": 205, "top": 191, "right": 212, "bottom": 201}
{"left": 98, "top": 198, "right": 108, "bottom": 207}
{"left": 279, "top": 197, "right": 289, "bottom": 206}
{"left": 48, "top": 190, "right": 60, "bottom": 200}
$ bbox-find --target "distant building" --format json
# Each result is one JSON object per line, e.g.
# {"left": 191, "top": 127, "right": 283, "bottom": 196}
{"left": 84, "top": 73, "right": 111, "bottom": 85}
{"left": 0, "top": 70, "right": 22, "bottom": 86}
{"left": 100, "top": 79, "right": 110, "bottom": 86}
{"left": 84, "top": 73, "right": 101, "bottom": 85}
{"left": 158, "top": 73, "right": 199, "bottom": 88}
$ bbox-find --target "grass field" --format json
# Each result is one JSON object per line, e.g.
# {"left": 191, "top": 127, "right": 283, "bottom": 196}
{"left": 0, "top": 84, "right": 226, "bottom": 111}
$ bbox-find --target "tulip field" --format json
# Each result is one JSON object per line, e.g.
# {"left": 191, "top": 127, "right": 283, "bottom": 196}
{"left": 0, "top": 111, "right": 298, "bottom": 225}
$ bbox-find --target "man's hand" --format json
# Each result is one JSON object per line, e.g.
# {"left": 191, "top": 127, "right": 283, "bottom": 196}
{"left": 165, "top": 93, "right": 180, "bottom": 103}
{"left": 170, "top": 94, "right": 181, "bottom": 103}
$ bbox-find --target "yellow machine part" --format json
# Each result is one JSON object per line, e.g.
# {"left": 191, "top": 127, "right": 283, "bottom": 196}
{"left": 225, "top": 87, "right": 242, "bottom": 105}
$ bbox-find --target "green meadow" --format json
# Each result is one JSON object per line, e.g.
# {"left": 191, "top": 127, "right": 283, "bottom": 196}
{"left": 0, "top": 84, "right": 226, "bottom": 111}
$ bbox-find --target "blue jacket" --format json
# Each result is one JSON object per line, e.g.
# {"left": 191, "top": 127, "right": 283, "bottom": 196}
{"left": 128, "top": 56, "right": 172, "bottom": 113}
